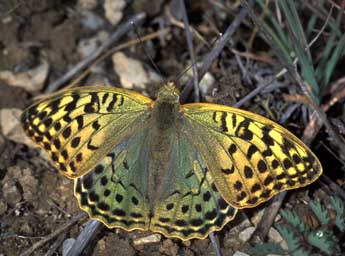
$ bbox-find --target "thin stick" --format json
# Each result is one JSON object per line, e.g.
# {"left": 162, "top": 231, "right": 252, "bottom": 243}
{"left": 249, "top": 192, "right": 286, "bottom": 243}
{"left": 44, "top": 232, "right": 67, "bottom": 256}
{"left": 209, "top": 232, "right": 222, "bottom": 256}
{"left": 45, "top": 12, "right": 146, "bottom": 93}
{"left": 19, "top": 213, "right": 87, "bottom": 256}
{"left": 65, "top": 220, "right": 103, "bottom": 256}
{"left": 165, "top": 6, "right": 209, "bottom": 47}
{"left": 321, "top": 175, "right": 345, "bottom": 201}
{"left": 68, "top": 28, "right": 170, "bottom": 89}
{"left": 179, "top": 0, "right": 200, "bottom": 102}
{"left": 234, "top": 68, "right": 287, "bottom": 108}
{"left": 233, "top": 4, "right": 333, "bottom": 108}
{"left": 180, "top": 1, "right": 252, "bottom": 102}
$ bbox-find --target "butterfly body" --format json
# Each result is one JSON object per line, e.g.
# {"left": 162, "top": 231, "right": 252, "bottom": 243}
{"left": 142, "top": 83, "right": 179, "bottom": 205}
{"left": 21, "top": 82, "right": 322, "bottom": 240}
{"left": 146, "top": 121, "right": 177, "bottom": 206}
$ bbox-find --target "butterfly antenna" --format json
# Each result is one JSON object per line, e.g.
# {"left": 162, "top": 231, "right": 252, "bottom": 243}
{"left": 131, "top": 21, "right": 165, "bottom": 82}
{"left": 175, "top": 33, "right": 223, "bottom": 83}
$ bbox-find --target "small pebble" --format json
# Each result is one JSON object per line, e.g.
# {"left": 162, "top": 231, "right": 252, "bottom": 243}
{"left": 104, "top": 0, "right": 126, "bottom": 26}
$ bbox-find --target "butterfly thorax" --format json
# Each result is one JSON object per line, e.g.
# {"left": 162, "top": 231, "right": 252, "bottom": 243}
{"left": 147, "top": 83, "right": 181, "bottom": 205}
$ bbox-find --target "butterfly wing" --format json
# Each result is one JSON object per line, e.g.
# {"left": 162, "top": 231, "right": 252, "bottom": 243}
{"left": 21, "top": 86, "right": 152, "bottom": 178}
{"left": 74, "top": 124, "right": 237, "bottom": 240}
{"left": 149, "top": 131, "right": 237, "bottom": 240}
{"left": 74, "top": 127, "right": 151, "bottom": 232}
{"left": 181, "top": 103, "right": 322, "bottom": 209}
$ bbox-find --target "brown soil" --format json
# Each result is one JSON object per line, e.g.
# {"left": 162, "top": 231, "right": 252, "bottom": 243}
{"left": 0, "top": 1, "right": 341, "bottom": 255}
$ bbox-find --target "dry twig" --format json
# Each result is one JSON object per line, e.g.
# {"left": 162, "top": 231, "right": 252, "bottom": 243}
{"left": 20, "top": 213, "right": 87, "bottom": 256}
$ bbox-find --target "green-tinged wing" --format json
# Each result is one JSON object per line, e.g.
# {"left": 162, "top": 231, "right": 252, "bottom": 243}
{"left": 150, "top": 131, "right": 237, "bottom": 240}
{"left": 181, "top": 103, "right": 322, "bottom": 209}
{"left": 75, "top": 126, "right": 237, "bottom": 240}
{"left": 74, "top": 127, "right": 151, "bottom": 231}
{"left": 21, "top": 86, "right": 152, "bottom": 178}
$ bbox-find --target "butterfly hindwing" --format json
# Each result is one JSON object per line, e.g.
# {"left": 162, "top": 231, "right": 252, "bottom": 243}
{"left": 150, "top": 131, "right": 237, "bottom": 240}
{"left": 182, "top": 103, "right": 322, "bottom": 209}
{"left": 75, "top": 120, "right": 237, "bottom": 240}
{"left": 21, "top": 86, "right": 152, "bottom": 178}
{"left": 74, "top": 127, "right": 151, "bottom": 232}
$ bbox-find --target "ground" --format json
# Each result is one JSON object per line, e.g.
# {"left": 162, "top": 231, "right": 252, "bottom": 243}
{"left": 0, "top": 1, "right": 343, "bottom": 256}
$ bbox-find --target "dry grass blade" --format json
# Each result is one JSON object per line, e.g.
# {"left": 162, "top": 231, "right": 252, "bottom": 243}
{"left": 45, "top": 12, "right": 146, "bottom": 93}
{"left": 19, "top": 213, "right": 87, "bottom": 256}
{"left": 180, "top": 0, "right": 252, "bottom": 102}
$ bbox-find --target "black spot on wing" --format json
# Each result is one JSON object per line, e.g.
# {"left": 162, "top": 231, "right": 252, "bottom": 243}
{"left": 244, "top": 166, "right": 254, "bottom": 178}
{"left": 236, "top": 191, "right": 247, "bottom": 201}
{"left": 195, "top": 204, "right": 202, "bottom": 212}
{"left": 61, "top": 150, "right": 68, "bottom": 160}
{"left": 53, "top": 139, "right": 61, "bottom": 149}
{"left": 115, "top": 194, "right": 123, "bottom": 203}
{"left": 251, "top": 183, "right": 261, "bottom": 193}
{"left": 92, "top": 121, "right": 100, "bottom": 130}
{"left": 37, "top": 111, "right": 47, "bottom": 120}
{"left": 221, "top": 166, "right": 234, "bottom": 175}
{"left": 54, "top": 122, "right": 61, "bottom": 131}
{"left": 272, "top": 159, "right": 279, "bottom": 169}
{"left": 132, "top": 196, "right": 139, "bottom": 205}
{"left": 185, "top": 170, "right": 194, "bottom": 179}
{"left": 181, "top": 205, "right": 189, "bottom": 214}
{"left": 48, "top": 99, "right": 61, "bottom": 116}
{"left": 283, "top": 159, "right": 293, "bottom": 169}
{"left": 246, "top": 197, "right": 258, "bottom": 205}
{"left": 71, "top": 137, "right": 81, "bottom": 148}
{"left": 262, "top": 148, "right": 273, "bottom": 157}
{"left": 87, "top": 140, "right": 99, "bottom": 150}
{"left": 62, "top": 126, "right": 72, "bottom": 139}
{"left": 107, "top": 94, "right": 118, "bottom": 112}
{"left": 262, "top": 125, "right": 274, "bottom": 146}
{"left": 76, "top": 153, "right": 83, "bottom": 162}
{"left": 257, "top": 160, "right": 267, "bottom": 173}
{"left": 84, "top": 93, "right": 100, "bottom": 113}
{"left": 166, "top": 203, "right": 174, "bottom": 210}
{"left": 94, "top": 164, "right": 104, "bottom": 174}
{"left": 247, "top": 144, "right": 259, "bottom": 159}
{"left": 43, "top": 118, "right": 52, "bottom": 127}
{"left": 203, "top": 191, "right": 211, "bottom": 201}
{"left": 63, "top": 115, "right": 72, "bottom": 123}
{"left": 232, "top": 113, "right": 237, "bottom": 128}
{"left": 292, "top": 154, "right": 301, "bottom": 163}
{"left": 234, "top": 181, "right": 243, "bottom": 191}
{"left": 102, "top": 93, "right": 109, "bottom": 104}
{"left": 264, "top": 176, "right": 274, "bottom": 186}
{"left": 228, "top": 144, "right": 237, "bottom": 154}
{"left": 235, "top": 118, "right": 253, "bottom": 140}
{"left": 220, "top": 111, "right": 228, "bottom": 132}
{"left": 64, "top": 94, "right": 80, "bottom": 112}
{"left": 76, "top": 116, "right": 84, "bottom": 130}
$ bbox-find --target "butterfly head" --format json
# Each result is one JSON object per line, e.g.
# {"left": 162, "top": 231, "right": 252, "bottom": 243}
{"left": 156, "top": 82, "right": 180, "bottom": 104}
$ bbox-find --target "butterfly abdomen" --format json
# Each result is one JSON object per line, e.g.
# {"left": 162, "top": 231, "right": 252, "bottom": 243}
{"left": 146, "top": 85, "right": 185, "bottom": 203}
{"left": 146, "top": 119, "right": 177, "bottom": 206}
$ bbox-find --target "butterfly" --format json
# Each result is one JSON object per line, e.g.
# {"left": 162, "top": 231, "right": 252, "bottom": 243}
{"left": 21, "top": 82, "right": 322, "bottom": 240}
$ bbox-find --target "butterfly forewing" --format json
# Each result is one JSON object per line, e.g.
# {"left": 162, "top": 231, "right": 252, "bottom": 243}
{"left": 21, "top": 86, "right": 152, "bottom": 178}
{"left": 182, "top": 103, "right": 322, "bottom": 209}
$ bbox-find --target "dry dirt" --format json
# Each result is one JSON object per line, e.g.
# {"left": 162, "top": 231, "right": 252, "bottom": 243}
{"left": 0, "top": 1, "right": 332, "bottom": 255}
